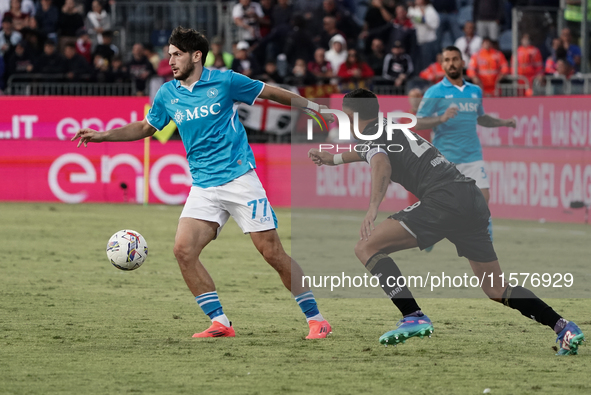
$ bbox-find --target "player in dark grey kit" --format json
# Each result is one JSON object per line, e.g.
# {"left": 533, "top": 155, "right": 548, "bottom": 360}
{"left": 308, "top": 88, "right": 584, "bottom": 355}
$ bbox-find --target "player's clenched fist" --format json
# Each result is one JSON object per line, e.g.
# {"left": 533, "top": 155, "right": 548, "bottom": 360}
{"left": 71, "top": 128, "right": 103, "bottom": 147}
{"left": 440, "top": 105, "right": 458, "bottom": 123}
{"left": 308, "top": 148, "right": 335, "bottom": 166}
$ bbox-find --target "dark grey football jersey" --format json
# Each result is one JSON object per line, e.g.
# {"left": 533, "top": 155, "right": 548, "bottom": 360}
{"left": 357, "top": 119, "right": 472, "bottom": 199}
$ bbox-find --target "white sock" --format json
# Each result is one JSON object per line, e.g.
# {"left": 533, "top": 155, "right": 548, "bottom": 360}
{"left": 306, "top": 313, "right": 324, "bottom": 323}
{"left": 212, "top": 314, "right": 231, "bottom": 327}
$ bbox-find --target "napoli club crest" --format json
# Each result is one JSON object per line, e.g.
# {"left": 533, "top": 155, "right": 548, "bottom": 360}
{"left": 207, "top": 88, "right": 218, "bottom": 98}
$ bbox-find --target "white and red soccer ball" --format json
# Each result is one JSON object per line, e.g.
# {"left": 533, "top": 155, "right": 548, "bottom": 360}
{"left": 106, "top": 230, "right": 148, "bottom": 271}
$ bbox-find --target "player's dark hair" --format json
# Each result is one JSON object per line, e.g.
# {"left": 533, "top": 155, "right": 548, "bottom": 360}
{"left": 342, "top": 88, "right": 379, "bottom": 120}
{"left": 442, "top": 45, "right": 462, "bottom": 57}
{"left": 169, "top": 26, "right": 209, "bottom": 66}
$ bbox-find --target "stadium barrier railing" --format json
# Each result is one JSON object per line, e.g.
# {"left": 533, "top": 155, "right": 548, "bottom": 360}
{"left": 495, "top": 75, "right": 530, "bottom": 97}
{"left": 532, "top": 74, "right": 591, "bottom": 96}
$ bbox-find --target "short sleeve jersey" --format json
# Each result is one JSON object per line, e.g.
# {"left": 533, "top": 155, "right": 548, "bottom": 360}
{"left": 356, "top": 119, "right": 471, "bottom": 199}
{"left": 146, "top": 68, "right": 264, "bottom": 188}
{"left": 416, "top": 77, "right": 484, "bottom": 164}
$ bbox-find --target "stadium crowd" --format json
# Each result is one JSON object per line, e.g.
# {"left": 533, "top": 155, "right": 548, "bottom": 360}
{"left": 0, "top": 0, "right": 586, "bottom": 96}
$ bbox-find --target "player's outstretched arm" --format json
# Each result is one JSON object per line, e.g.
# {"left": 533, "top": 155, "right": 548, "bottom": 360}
{"left": 477, "top": 114, "right": 516, "bottom": 128}
{"left": 259, "top": 84, "right": 310, "bottom": 108}
{"left": 308, "top": 149, "right": 363, "bottom": 166}
{"left": 361, "top": 153, "right": 391, "bottom": 240}
{"left": 259, "top": 84, "right": 334, "bottom": 122}
{"left": 71, "top": 119, "right": 157, "bottom": 147}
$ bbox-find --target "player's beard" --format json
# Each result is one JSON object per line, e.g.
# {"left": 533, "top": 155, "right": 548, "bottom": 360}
{"left": 174, "top": 62, "right": 195, "bottom": 81}
{"left": 446, "top": 67, "right": 462, "bottom": 80}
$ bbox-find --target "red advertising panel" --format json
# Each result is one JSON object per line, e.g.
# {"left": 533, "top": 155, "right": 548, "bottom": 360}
{"left": 0, "top": 96, "right": 149, "bottom": 141}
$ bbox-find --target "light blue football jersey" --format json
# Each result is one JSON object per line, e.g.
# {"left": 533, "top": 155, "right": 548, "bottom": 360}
{"left": 146, "top": 68, "right": 265, "bottom": 188}
{"left": 416, "top": 77, "right": 484, "bottom": 164}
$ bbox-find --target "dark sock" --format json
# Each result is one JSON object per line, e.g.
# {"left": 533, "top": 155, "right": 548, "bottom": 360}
{"left": 501, "top": 286, "right": 562, "bottom": 331}
{"left": 365, "top": 253, "right": 421, "bottom": 317}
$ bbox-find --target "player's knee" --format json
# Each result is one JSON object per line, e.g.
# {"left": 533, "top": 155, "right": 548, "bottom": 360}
{"left": 173, "top": 241, "right": 199, "bottom": 265}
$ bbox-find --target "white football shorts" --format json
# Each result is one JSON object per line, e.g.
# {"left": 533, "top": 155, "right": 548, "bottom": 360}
{"left": 455, "top": 160, "right": 490, "bottom": 190}
{"left": 180, "top": 170, "right": 277, "bottom": 237}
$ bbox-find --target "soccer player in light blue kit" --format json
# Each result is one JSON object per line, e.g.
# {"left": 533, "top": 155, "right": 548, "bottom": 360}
{"left": 415, "top": 45, "right": 516, "bottom": 240}
{"left": 72, "top": 27, "right": 331, "bottom": 339}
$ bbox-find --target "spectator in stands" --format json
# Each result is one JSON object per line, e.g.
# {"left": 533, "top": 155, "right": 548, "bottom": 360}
{"left": 467, "top": 36, "right": 509, "bottom": 96}
{"left": 316, "top": 16, "right": 345, "bottom": 50}
{"left": 473, "top": 0, "right": 502, "bottom": 41}
{"left": 554, "top": 58, "right": 575, "bottom": 79}
{"left": 91, "top": 52, "right": 111, "bottom": 82}
{"left": 231, "top": 40, "right": 260, "bottom": 77}
{"left": 35, "top": 0, "right": 58, "bottom": 40}
{"left": 272, "top": 0, "right": 293, "bottom": 28}
{"left": 157, "top": 44, "right": 173, "bottom": 81}
{"left": 360, "top": 0, "right": 396, "bottom": 50}
{"left": 325, "top": 33, "right": 347, "bottom": 75}
{"left": 75, "top": 28, "right": 91, "bottom": 62}
{"left": 337, "top": 48, "right": 374, "bottom": 83}
{"left": 408, "top": 0, "right": 440, "bottom": 72}
{"left": 35, "top": 38, "right": 65, "bottom": 74}
{"left": 259, "top": 60, "right": 283, "bottom": 84}
{"left": 0, "top": 15, "right": 21, "bottom": 58}
{"left": 92, "top": 28, "right": 117, "bottom": 62}
{"left": 454, "top": 21, "right": 482, "bottom": 63}
{"left": 85, "top": 0, "right": 110, "bottom": 46}
{"left": 293, "top": 0, "right": 323, "bottom": 21}
{"left": 382, "top": 40, "right": 413, "bottom": 88}
{"left": 283, "top": 14, "right": 315, "bottom": 65}
{"left": 63, "top": 41, "right": 90, "bottom": 80}
{"left": 19, "top": 25, "right": 40, "bottom": 54}
{"left": 366, "top": 37, "right": 386, "bottom": 76}
{"left": 57, "top": 0, "right": 84, "bottom": 50}
{"left": 369, "top": 4, "right": 415, "bottom": 57}
{"left": 3, "top": 0, "right": 31, "bottom": 31}
{"left": 258, "top": 0, "right": 273, "bottom": 38}
{"left": 127, "top": 42, "right": 154, "bottom": 96}
{"left": 251, "top": 0, "right": 292, "bottom": 64}
{"left": 205, "top": 36, "right": 233, "bottom": 70}
{"left": 560, "top": 27, "right": 581, "bottom": 72}
{"left": 285, "top": 58, "right": 316, "bottom": 86}
{"left": 110, "top": 54, "right": 129, "bottom": 83}
{"left": 6, "top": 40, "right": 34, "bottom": 78}
{"left": 308, "top": 47, "right": 333, "bottom": 84}
{"left": 419, "top": 52, "right": 445, "bottom": 83}
{"left": 511, "top": 33, "right": 543, "bottom": 86}
{"left": 232, "top": 0, "right": 264, "bottom": 46}
{"left": 545, "top": 38, "right": 569, "bottom": 75}
{"left": 432, "top": 0, "right": 461, "bottom": 48}
{"left": 312, "top": 0, "right": 359, "bottom": 46}
{"left": 143, "top": 43, "right": 160, "bottom": 71}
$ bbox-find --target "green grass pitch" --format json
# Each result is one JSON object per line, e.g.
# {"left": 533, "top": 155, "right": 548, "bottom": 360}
{"left": 0, "top": 202, "right": 589, "bottom": 394}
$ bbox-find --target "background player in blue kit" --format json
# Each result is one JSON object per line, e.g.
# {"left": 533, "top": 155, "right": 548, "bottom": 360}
{"left": 72, "top": 27, "right": 331, "bottom": 339}
{"left": 414, "top": 46, "right": 516, "bottom": 240}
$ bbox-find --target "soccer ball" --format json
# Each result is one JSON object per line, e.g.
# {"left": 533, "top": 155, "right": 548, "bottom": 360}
{"left": 106, "top": 230, "right": 148, "bottom": 271}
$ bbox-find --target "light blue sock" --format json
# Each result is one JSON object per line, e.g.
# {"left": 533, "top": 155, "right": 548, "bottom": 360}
{"left": 488, "top": 216, "right": 493, "bottom": 242}
{"left": 295, "top": 291, "right": 324, "bottom": 322}
{"left": 195, "top": 291, "right": 230, "bottom": 326}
